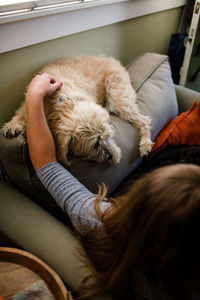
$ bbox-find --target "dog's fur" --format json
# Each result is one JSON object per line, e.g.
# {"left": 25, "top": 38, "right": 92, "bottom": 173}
{"left": 2, "top": 55, "right": 153, "bottom": 165}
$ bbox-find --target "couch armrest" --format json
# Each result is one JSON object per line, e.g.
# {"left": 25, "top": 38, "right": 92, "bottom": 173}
{"left": 0, "top": 181, "right": 113, "bottom": 299}
{"left": 0, "top": 181, "right": 88, "bottom": 289}
{"left": 175, "top": 84, "right": 200, "bottom": 113}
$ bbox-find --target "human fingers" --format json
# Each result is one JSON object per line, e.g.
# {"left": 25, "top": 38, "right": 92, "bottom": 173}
{"left": 50, "top": 81, "right": 63, "bottom": 94}
{"left": 50, "top": 76, "right": 56, "bottom": 84}
{"left": 26, "top": 73, "right": 62, "bottom": 100}
{"left": 42, "top": 73, "right": 63, "bottom": 92}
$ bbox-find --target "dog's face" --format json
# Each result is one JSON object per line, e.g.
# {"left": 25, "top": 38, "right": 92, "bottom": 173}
{"left": 70, "top": 120, "right": 114, "bottom": 163}
{"left": 54, "top": 101, "right": 120, "bottom": 165}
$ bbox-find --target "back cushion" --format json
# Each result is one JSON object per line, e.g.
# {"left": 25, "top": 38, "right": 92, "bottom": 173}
{"left": 0, "top": 53, "right": 178, "bottom": 220}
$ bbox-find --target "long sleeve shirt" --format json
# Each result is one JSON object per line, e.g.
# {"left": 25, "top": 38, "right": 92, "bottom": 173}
{"left": 37, "top": 162, "right": 110, "bottom": 234}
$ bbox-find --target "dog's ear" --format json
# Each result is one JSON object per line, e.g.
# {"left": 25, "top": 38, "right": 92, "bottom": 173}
{"left": 56, "top": 132, "right": 72, "bottom": 166}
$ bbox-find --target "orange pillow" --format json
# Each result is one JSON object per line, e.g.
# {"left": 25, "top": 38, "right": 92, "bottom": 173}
{"left": 149, "top": 101, "right": 200, "bottom": 157}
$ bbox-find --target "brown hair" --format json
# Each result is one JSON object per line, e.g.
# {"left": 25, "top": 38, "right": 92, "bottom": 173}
{"left": 76, "top": 164, "right": 200, "bottom": 299}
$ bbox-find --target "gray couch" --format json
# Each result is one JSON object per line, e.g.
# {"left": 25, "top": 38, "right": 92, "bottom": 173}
{"left": 1, "top": 53, "right": 200, "bottom": 299}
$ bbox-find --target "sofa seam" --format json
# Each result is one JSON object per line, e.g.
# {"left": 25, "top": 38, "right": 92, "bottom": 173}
{"left": 127, "top": 54, "right": 169, "bottom": 93}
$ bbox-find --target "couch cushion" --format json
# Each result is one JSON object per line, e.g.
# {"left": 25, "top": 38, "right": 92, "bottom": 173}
{"left": 128, "top": 53, "right": 178, "bottom": 141}
{"left": 0, "top": 53, "right": 178, "bottom": 220}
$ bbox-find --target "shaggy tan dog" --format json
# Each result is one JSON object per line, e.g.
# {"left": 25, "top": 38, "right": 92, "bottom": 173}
{"left": 2, "top": 55, "right": 153, "bottom": 165}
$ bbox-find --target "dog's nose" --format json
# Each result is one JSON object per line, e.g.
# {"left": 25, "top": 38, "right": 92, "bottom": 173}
{"left": 107, "top": 153, "right": 113, "bottom": 161}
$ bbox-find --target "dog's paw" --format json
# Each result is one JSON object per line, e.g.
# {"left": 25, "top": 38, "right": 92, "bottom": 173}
{"left": 1, "top": 122, "right": 24, "bottom": 138}
{"left": 139, "top": 138, "right": 154, "bottom": 157}
{"left": 109, "top": 146, "right": 121, "bottom": 164}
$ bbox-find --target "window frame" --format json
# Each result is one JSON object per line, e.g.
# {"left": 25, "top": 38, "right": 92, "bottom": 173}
{"left": 0, "top": 0, "right": 187, "bottom": 54}
{"left": 0, "top": 0, "right": 130, "bottom": 22}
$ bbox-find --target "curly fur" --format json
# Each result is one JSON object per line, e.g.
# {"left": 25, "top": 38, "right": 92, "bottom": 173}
{"left": 2, "top": 55, "right": 153, "bottom": 165}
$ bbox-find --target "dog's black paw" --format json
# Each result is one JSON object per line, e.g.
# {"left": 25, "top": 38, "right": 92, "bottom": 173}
{"left": 1, "top": 123, "right": 24, "bottom": 139}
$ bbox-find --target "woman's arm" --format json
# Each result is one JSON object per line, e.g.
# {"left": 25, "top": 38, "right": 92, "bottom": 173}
{"left": 36, "top": 162, "right": 110, "bottom": 233}
{"left": 25, "top": 73, "right": 62, "bottom": 171}
{"left": 25, "top": 73, "right": 110, "bottom": 233}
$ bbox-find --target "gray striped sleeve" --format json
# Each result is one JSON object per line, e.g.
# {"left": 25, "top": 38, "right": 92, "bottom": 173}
{"left": 36, "top": 162, "right": 110, "bottom": 233}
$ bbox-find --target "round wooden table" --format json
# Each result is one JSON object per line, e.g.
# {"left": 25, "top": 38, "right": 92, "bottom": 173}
{"left": 0, "top": 247, "right": 73, "bottom": 300}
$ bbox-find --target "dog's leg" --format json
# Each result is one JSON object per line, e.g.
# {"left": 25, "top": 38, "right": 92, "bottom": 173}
{"left": 105, "top": 73, "right": 154, "bottom": 156}
{"left": 106, "top": 139, "right": 121, "bottom": 164}
{"left": 51, "top": 125, "right": 72, "bottom": 166}
{"left": 1, "top": 103, "right": 26, "bottom": 138}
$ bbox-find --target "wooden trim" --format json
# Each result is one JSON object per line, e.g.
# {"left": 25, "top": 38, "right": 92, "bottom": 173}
{"left": 0, "top": 247, "right": 71, "bottom": 300}
{"left": 0, "top": 0, "right": 187, "bottom": 54}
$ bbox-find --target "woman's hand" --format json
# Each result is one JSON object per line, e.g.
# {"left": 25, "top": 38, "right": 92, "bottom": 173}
{"left": 26, "top": 73, "right": 63, "bottom": 101}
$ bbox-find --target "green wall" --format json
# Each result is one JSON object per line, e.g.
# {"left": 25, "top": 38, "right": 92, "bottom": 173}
{"left": 0, "top": 7, "right": 182, "bottom": 125}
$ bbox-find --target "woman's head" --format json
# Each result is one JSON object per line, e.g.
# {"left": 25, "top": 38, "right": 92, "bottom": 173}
{"left": 109, "top": 163, "right": 200, "bottom": 297}
{"left": 78, "top": 163, "right": 200, "bottom": 299}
